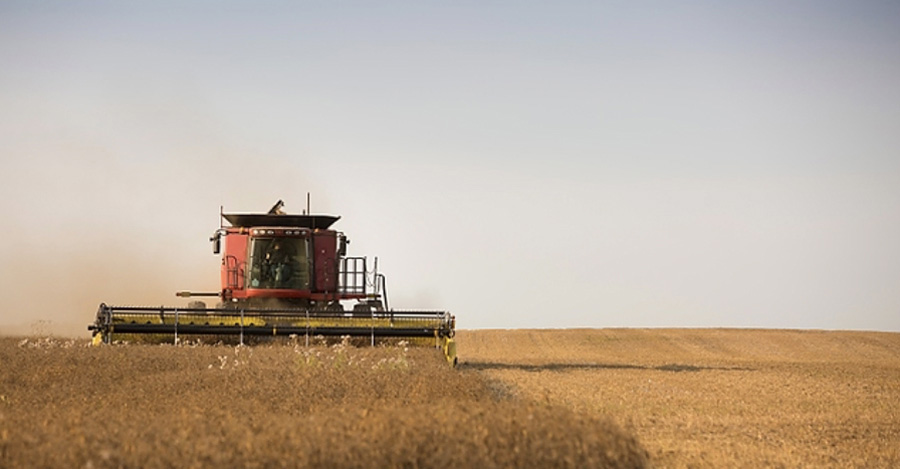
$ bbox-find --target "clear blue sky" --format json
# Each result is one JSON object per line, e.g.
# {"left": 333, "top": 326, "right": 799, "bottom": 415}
{"left": 1, "top": 1, "right": 898, "bottom": 334}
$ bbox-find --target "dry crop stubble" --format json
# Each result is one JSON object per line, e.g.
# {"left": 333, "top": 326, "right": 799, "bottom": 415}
{"left": 0, "top": 337, "right": 649, "bottom": 468}
{"left": 457, "top": 329, "right": 900, "bottom": 468}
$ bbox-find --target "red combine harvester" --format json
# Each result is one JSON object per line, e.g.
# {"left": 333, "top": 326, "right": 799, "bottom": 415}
{"left": 88, "top": 200, "right": 457, "bottom": 365}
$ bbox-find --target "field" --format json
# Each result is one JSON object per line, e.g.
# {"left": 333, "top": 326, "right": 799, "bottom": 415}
{"left": 2, "top": 329, "right": 899, "bottom": 468}
{"left": 459, "top": 329, "right": 900, "bottom": 468}
{"left": 0, "top": 335, "right": 646, "bottom": 468}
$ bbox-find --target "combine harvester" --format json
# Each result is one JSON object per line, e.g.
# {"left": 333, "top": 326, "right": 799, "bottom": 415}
{"left": 88, "top": 200, "right": 457, "bottom": 365}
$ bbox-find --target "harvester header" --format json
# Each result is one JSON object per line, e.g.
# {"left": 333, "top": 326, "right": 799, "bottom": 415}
{"left": 88, "top": 200, "right": 457, "bottom": 365}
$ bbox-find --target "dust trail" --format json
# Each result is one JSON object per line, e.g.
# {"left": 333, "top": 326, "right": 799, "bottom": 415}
{"left": 0, "top": 230, "right": 214, "bottom": 337}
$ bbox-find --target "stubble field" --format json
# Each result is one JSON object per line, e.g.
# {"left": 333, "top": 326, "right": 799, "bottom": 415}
{"left": 458, "top": 329, "right": 900, "bottom": 468}
{"left": 1, "top": 328, "right": 898, "bottom": 468}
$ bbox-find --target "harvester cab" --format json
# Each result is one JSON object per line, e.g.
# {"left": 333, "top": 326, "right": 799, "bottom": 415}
{"left": 88, "top": 201, "right": 457, "bottom": 365}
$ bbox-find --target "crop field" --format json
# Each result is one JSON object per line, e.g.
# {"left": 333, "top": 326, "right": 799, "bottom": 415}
{"left": 2, "top": 329, "right": 898, "bottom": 468}
{"left": 0, "top": 335, "right": 646, "bottom": 468}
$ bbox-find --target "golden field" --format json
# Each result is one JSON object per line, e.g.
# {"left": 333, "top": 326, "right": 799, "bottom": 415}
{"left": 457, "top": 329, "right": 900, "bottom": 468}
{"left": 0, "top": 335, "right": 646, "bottom": 468}
{"left": 2, "top": 328, "right": 898, "bottom": 468}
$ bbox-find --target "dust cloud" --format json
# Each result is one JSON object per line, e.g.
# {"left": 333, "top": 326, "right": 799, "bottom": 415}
{"left": 1, "top": 221, "right": 214, "bottom": 337}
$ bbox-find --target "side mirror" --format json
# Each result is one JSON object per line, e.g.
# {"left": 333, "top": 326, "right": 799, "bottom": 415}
{"left": 210, "top": 232, "right": 221, "bottom": 255}
{"left": 338, "top": 236, "right": 348, "bottom": 257}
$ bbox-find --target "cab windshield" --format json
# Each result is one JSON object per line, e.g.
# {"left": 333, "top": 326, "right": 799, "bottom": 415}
{"left": 247, "top": 237, "right": 310, "bottom": 290}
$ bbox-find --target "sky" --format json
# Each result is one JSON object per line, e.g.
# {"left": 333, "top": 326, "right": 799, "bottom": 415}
{"left": 1, "top": 1, "right": 898, "bottom": 335}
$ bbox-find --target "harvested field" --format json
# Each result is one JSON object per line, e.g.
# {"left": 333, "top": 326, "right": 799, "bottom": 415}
{"left": 0, "top": 336, "right": 647, "bottom": 468}
{"left": 457, "top": 329, "right": 900, "bottom": 468}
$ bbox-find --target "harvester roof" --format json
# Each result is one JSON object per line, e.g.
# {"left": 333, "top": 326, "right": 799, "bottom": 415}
{"left": 222, "top": 213, "right": 340, "bottom": 229}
